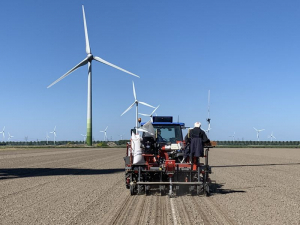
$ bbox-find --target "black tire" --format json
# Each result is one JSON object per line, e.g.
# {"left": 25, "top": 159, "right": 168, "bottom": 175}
{"left": 130, "top": 184, "right": 136, "bottom": 195}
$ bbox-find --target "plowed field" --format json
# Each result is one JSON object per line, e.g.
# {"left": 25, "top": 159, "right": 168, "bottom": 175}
{"left": 1, "top": 147, "right": 299, "bottom": 225}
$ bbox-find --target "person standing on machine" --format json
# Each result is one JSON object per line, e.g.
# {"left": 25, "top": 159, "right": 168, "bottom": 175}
{"left": 184, "top": 122, "right": 210, "bottom": 158}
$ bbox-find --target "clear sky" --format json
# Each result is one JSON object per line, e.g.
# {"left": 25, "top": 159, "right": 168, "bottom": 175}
{"left": 1, "top": 0, "right": 300, "bottom": 142}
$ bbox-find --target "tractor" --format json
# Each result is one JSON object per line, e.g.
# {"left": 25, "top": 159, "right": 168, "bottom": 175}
{"left": 124, "top": 116, "right": 216, "bottom": 197}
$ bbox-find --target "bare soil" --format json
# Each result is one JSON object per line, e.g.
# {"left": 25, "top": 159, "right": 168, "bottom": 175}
{"left": 0, "top": 148, "right": 299, "bottom": 225}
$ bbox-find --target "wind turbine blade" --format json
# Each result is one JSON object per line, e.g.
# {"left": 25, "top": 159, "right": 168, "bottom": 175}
{"left": 121, "top": 102, "right": 135, "bottom": 116}
{"left": 139, "top": 113, "right": 150, "bottom": 116}
{"left": 105, "top": 126, "right": 108, "bottom": 131}
{"left": 253, "top": 127, "right": 258, "bottom": 131}
{"left": 82, "top": 5, "right": 91, "bottom": 54}
{"left": 132, "top": 81, "right": 137, "bottom": 101}
{"left": 93, "top": 56, "right": 139, "bottom": 78}
{"left": 47, "top": 58, "right": 89, "bottom": 88}
{"left": 137, "top": 128, "right": 154, "bottom": 135}
{"left": 151, "top": 105, "right": 160, "bottom": 116}
{"left": 139, "top": 101, "right": 155, "bottom": 108}
{"left": 100, "top": 131, "right": 104, "bottom": 133}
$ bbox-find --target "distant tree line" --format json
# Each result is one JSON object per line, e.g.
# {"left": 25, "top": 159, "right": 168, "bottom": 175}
{"left": 1, "top": 140, "right": 299, "bottom": 148}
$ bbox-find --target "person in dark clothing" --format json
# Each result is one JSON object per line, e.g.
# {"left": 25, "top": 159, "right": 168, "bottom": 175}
{"left": 184, "top": 122, "right": 210, "bottom": 158}
{"left": 156, "top": 129, "right": 165, "bottom": 142}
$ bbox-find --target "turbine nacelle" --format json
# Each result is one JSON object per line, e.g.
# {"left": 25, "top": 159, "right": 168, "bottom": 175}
{"left": 87, "top": 54, "right": 93, "bottom": 61}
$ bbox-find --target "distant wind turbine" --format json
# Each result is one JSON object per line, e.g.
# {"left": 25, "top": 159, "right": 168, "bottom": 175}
{"left": 0, "top": 126, "right": 5, "bottom": 141}
{"left": 50, "top": 126, "right": 56, "bottom": 145}
{"left": 121, "top": 81, "right": 155, "bottom": 134}
{"left": 229, "top": 132, "right": 235, "bottom": 141}
{"left": 8, "top": 132, "right": 14, "bottom": 141}
{"left": 139, "top": 105, "right": 160, "bottom": 122}
{"left": 100, "top": 126, "right": 108, "bottom": 141}
{"left": 268, "top": 132, "right": 276, "bottom": 142}
{"left": 81, "top": 134, "right": 87, "bottom": 143}
{"left": 46, "top": 133, "right": 50, "bottom": 145}
{"left": 253, "top": 127, "right": 265, "bottom": 141}
{"left": 47, "top": 5, "right": 139, "bottom": 146}
{"left": 120, "top": 134, "right": 123, "bottom": 140}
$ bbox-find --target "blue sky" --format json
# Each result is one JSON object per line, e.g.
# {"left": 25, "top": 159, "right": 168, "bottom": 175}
{"left": 0, "top": 0, "right": 299, "bottom": 142}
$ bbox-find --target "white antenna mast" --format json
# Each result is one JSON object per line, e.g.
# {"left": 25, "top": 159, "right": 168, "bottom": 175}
{"left": 206, "top": 90, "right": 211, "bottom": 137}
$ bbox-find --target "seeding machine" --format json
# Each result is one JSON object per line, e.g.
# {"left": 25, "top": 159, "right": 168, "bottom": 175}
{"left": 124, "top": 116, "right": 216, "bottom": 197}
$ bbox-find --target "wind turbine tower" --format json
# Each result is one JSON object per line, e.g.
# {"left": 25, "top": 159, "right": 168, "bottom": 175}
{"left": 47, "top": 5, "right": 139, "bottom": 146}
{"left": 81, "top": 134, "right": 87, "bottom": 143}
{"left": 46, "top": 133, "right": 50, "bottom": 145}
{"left": 8, "top": 132, "right": 14, "bottom": 141}
{"left": 268, "top": 132, "right": 276, "bottom": 142}
{"left": 0, "top": 126, "right": 5, "bottom": 142}
{"left": 229, "top": 132, "right": 235, "bottom": 141}
{"left": 121, "top": 81, "right": 155, "bottom": 134}
{"left": 100, "top": 126, "right": 108, "bottom": 141}
{"left": 253, "top": 127, "right": 265, "bottom": 141}
{"left": 206, "top": 90, "right": 211, "bottom": 138}
{"left": 50, "top": 126, "right": 56, "bottom": 145}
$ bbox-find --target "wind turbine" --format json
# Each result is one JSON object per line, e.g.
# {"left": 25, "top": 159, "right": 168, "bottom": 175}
{"left": 229, "top": 132, "right": 235, "bottom": 141}
{"left": 139, "top": 105, "right": 160, "bottom": 122}
{"left": 8, "top": 132, "right": 14, "bottom": 141}
{"left": 253, "top": 127, "right": 265, "bottom": 141}
{"left": 50, "top": 126, "right": 56, "bottom": 145}
{"left": 120, "top": 134, "right": 123, "bottom": 140}
{"left": 81, "top": 134, "right": 87, "bottom": 143}
{"left": 121, "top": 81, "right": 155, "bottom": 134}
{"left": 46, "top": 133, "right": 50, "bottom": 145}
{"left": 206, "top": 90, "right": 211, "bottom": 138}
{"left": 100, "top": 126, "right": 108, "bottom": 141}
{"left": 47, "top": 5, "right": 139, "bottom": 146}
{"left": 268, "top": 132, "right": 276, "bottom": 142}
{"left": 0, "top": 126, "right": 5, "bottom": 141}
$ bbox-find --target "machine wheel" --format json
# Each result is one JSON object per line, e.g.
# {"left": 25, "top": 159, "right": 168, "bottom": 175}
{"left": 130, "top": 184, "right": 136, "bottom": 195}
{"left": 160, "top": 185, "right": 166, "bottom": 196}
{"left": 197, "top": 185, "right": 203, "bottom": 195}
{"left": 203, "top": 183, "right": 210, "bottom": 196}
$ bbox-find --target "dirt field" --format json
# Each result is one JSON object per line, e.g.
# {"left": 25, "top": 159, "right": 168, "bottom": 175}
{"left": 0, "top": 147, "right": 299, "bottom": 225}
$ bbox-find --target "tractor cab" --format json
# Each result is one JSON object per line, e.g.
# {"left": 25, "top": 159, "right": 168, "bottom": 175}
{"left": 141, "top": 116, "right": 185, "bottom": 144}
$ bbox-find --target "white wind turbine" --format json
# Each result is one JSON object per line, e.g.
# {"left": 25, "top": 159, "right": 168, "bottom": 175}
{"left": 81, "top": 134, "right": 87, "bottom": 143}
{"left": 229, "top": 132, "right": 235, "bottom": 141}
{"left": 121, "top": 81, "right": 155, "bottom": 134}
{"left": 46, "top": 133, "right": 50, "bottom": 145}
{"left": 120, "top": 134, "right": 123, "bottom": 140}
{"left": 139, "top": 105, "right": 160, "bottom": 122}
{"left": 50, "top": 126, "right": 56, "bottom": 145}
{"left": 268, "top": 132, "right": 276, "bottom": 142}
{"left": 100, "top": 126, "right": 108, "bottom": 141}
{"left": 8, "top": 132, "right": 14, "bottom": 141}
{"left": 47, "top": 5, "right": 139, "bottom": 146}
{"left": 0, "top": 126, "right": 5, "bottom": 142}
{"left": 253, "top": 127, "right": 265, "bottom": 141}
{"left": 206, "top": 90, "right": 211, "bottom": 138}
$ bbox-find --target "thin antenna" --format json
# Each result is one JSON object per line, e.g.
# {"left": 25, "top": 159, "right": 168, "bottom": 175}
{"left": 206, "top": 90, "right": 211, "bottom": 137}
